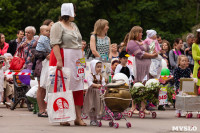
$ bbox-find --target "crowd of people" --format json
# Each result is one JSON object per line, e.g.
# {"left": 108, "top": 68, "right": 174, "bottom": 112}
{"left": 0, "top": 2, "right": 200, "bottom": 126}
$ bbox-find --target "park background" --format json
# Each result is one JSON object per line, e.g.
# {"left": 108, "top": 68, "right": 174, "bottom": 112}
{"left": 0, "top": 0, "right": 200, "bottom": 45}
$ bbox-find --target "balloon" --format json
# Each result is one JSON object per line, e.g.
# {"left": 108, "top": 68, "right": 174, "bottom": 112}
{"left": 19, "top": 69, "right": 31, "bottom": 85}
{"left": 113, "top": 73, "right": 129, "bottom": 85}
{"left": 161, "top": 68, "right": 170, "bottom": 76}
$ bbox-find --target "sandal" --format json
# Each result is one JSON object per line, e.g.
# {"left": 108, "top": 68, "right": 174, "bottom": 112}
{"left": 74, "top": 119, "right": 87, "bottom": 126}
{"left": 38, "top": 112, "right": 48, "bottom": 117}
{"left": 129, "top": 108, "right": 139, "bottom": 114}
{"left": 60, "top": 122, "right": 70, "bottom": 126}
{"left": 141, "top": 108, "right": 150, "bottom": 114}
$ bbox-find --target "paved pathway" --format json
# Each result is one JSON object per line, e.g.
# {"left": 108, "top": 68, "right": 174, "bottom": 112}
{"left": 0, "top": 106, "right": 199, "bottom": 133}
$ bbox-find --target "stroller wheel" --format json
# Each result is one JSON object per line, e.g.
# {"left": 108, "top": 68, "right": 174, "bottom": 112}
{"left": 97, "top": 121, "right": 102, "bottom": 127}
{"left": 189, "top": 113, "right": 193, "bottom": 118}
{"left": 177, "top": 113, "right": 181, "bottom": 117}
{"left": 114, "top": 123, "right": 119, "bottom": 128}
{"left": 152, "top": 112, "right": 157, "bottom": 119}
{"left": 186, "top": 114, "right": 190, "bottom": 118}
{"left": 126, "top": 122, "right": 131, "bottom": 128}
{"left": 139, "top": 111, "right": 145, "bottom": 119}
{"left": 109, "top": 121, "right": 114, "bottom": 127}
{"left": 128, "top": 111, "right": 132, "bottom": 118}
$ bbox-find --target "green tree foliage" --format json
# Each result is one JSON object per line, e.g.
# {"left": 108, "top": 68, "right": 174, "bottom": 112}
{"left": 0, "top": 0, "right": 198, "bottom": 45}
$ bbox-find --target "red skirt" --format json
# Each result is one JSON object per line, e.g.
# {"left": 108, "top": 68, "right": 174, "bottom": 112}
{"left": 49, "top": 48, "right": 84, "bottom": 106}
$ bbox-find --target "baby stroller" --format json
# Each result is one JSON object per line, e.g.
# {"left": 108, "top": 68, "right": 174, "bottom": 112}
{"left": 97, "top": 80, "right": 132, "bottom": 128}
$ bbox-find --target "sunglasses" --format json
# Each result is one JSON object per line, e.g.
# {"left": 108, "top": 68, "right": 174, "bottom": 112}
{"left": 0, "top": 61, "right": 4, "bottom": 64}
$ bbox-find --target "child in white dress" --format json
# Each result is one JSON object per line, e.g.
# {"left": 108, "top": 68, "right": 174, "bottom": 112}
{"left": 83, "top": 59, "right": 106, "bottom": 126}
{"left": 0, "top": 56, "right": 10, "bottom": 104}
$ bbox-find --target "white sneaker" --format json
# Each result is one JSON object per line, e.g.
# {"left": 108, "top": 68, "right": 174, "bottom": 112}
{"left": 5, "top": 102, "right": 12, "bottom": 106}
{"left": 90, "top": 120, "right": 97, "bottom": 126}
{"left": 0, "top": 102, "right": 4, "bottom": 105}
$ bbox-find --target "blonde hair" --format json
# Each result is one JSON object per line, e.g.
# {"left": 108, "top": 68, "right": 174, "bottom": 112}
{"left": 177, "top": 55, "right": 187, "bottom": 66}
{"left": 92, "top": 19, "right": 109, "bottom": 35}
{"left": 129, "top": 26, "right": 143, "bottom": 41}
{"left": 40, "top": 25, "right": 49, "bottom": 33}
{"left": 111, "top": 43, "right": 117, "bottom": 46}
{"left": 123, "top": 33, "right": 129, "bottom": 46}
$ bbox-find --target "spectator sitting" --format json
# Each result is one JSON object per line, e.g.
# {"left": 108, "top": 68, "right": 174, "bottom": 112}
{"left": 169, "top": 38, "right": 184, "bottom": 74}
{"left": 19, "top": 26, "right": 37, "bottom": 70}
{"left": 111, "top": 58, "right": 119, "bottom": 76}
{"left": 157, "top": 34, "right": 163, "bottom": 47}
{"left": 3, "top": 53, "right": 14, "bottom": 107}
{"left": 183, "top": 33, "right": 194, "bottom": 50}
{"left": 0, "top": 33, "right": 9, "bottom": 56}
{"left": 82, "top": 40, "right": 87, "bottom": 57}
{"left": 184, "top": 33, "right": 194, "bottom": 72}
{"left": 160, "top": 40, "right": 171, "bottom": 69}
{"left": 7, "top": 30, "right": 24, "bottom": 56}
{"left": 109, "top": 43, "right": 119, "bottom": 59}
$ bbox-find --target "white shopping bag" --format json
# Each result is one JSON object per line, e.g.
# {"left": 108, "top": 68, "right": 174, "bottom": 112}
{"left": 40, "top": 59, "right": 49, "bottom": 89}
{"left": 149, "top": 55, "right": 162, "bottom": 77}
{"left": 47, "top": 69, "right": 76, "bottom": 123}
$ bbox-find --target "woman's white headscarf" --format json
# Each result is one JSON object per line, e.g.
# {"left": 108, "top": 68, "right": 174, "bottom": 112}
{"left": 90, "top": 59, "right": 102, "bottom": 75}
{"left": 61, "top": 3, "right": 74, "bottom": 17}
{"left": 146, "top": 29, "right": 157, "bottom": 38}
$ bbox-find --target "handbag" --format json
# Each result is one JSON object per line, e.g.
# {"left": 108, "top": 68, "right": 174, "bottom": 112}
{"left": 9, "top": 47, "right": 25, "bottom": 70}
{"left": 47, "top": 68, "right": 76, "bottom": 123}
{"left": 87, "top": 34, "right": 97, "bottom": 59}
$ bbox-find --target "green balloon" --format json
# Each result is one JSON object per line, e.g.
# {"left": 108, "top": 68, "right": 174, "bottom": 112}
{"left": 161, "top": 68, "right": 170, "bottom": 76}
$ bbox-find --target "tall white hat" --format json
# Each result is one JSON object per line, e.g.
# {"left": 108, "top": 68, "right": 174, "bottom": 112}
{"left": 196, "top": 29, "right": 200, "bottom": 32}
{"left": 61, "top": 3, "right": 74, "bottom": 17}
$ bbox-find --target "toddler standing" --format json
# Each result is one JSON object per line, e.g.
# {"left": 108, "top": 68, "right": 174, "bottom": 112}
{"left": 174, "top": 55, "right": 192, "bottom": 115}
{"left": 0, "top": 56, "right": 10, "bottom": 104}
{"left": 83, "top": 59, "right": 106, "bottom": 126}
{"left": 174, "top": 55, "right": 192, "bottom": 93}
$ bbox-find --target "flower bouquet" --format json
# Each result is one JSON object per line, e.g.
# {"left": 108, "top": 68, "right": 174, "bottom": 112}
{"left": 129, "top": 83, "right": 148, "bottom": 104}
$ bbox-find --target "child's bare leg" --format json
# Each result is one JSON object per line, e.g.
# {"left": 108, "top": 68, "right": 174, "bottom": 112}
{"left": 141, "top": 101, "right": 150, "bottom": 114}
{"left": 130, "top": 100, "right": 139, "bottom": 113}
{"left": 0, "top": 92, "right": 3, "bottom": 102}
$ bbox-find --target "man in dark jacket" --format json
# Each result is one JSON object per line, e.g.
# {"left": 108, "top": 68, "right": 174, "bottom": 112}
{"left": 7, "top": 30, "right": 24, "bottom": 55}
